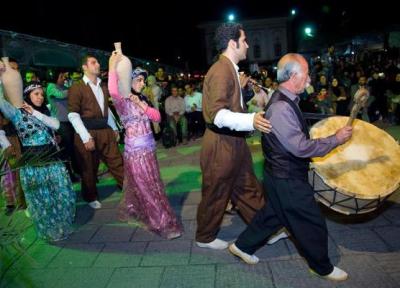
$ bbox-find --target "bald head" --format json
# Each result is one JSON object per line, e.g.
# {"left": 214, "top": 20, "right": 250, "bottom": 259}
{"left": 277, "top": 53, "right": 306, "bottom": 82}
{"left": 277, "top": 53, "right": 310, "bottom": 94}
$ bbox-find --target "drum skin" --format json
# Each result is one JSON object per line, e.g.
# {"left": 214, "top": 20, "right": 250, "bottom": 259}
{"left": 310, "top": 116, "right": 400, "bottom": 213}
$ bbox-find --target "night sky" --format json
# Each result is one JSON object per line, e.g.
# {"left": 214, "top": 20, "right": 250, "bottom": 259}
{"left": 1, "top": 0, "right": 397, "bottom": 71}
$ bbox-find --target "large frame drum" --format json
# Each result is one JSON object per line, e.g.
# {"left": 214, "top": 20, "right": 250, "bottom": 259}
{"left": 309, "top": 116, "right": 400, "bottom": 215}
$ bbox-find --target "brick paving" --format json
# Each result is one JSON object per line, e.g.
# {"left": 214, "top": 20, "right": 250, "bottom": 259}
{"left": 1, "top": 131, "right": 400, "bottom": 288}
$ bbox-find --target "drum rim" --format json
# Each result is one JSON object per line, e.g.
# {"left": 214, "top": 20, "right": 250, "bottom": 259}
{"left": 312, "top": 166, "right": 400, "bottom": 199}
{"left": 310, "top": 116, "right": 400, "bottom": 200}
{"left": 310, "top": 169, "right": 392, "bottom": 214}
{"left": 313, "top": 193, "right": 380, "bottom": 215}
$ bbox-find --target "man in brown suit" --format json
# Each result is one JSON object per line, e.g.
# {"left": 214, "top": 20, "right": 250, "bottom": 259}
{"left": 195, "top": 23, "right": 272, "bottom": 249}
{"left": 68, "top": 55, "right": 123, "bottom": 209}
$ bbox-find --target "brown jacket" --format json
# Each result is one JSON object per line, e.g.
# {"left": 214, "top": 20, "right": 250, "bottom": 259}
{"left": 202, "top": 55, "right": 244, "bottom": 124}
{"left": 68, "top": 79, "right": 110, "bottom": 119}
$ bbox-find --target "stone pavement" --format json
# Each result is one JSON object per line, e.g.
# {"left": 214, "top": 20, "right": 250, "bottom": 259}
{"left": 1, "top": 131, "right": 400, "bottom": 288}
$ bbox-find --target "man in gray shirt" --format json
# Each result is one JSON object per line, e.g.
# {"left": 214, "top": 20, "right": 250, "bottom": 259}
{"left": 165, "top": 86, "right": 188, "bottom": 144}
{"left": 229, "top": 53, "right": 352, "bottom": 282}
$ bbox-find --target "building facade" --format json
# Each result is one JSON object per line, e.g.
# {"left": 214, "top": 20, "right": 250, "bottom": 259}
{"left": 199, "top": 17, "right": 288, "bottom": 67}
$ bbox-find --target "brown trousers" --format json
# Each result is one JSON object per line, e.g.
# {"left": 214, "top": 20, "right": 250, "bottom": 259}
{"left": 74, "top": 128, "right": 123, "bottom": 202}
{"left": 196, "top": 129, "right": 265, "bottom": 243}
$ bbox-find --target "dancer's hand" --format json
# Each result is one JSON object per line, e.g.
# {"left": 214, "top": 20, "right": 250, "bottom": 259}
{"left": 84, "top": 138, "right": 95, "bottom": 151}
{"left": 22, "top": 102, "right": 34, "bottom": 114}
{"left": 253, "top": 111, "right": 272, "bottom": 133}
{"left": 130, "top": 94, "right": 140, "bottom": 105}
{"left": 129, "top": 94, "right": 147, "bottom": 111}
{"left": 109, "top": 51, "right": 122, "bottom": 70}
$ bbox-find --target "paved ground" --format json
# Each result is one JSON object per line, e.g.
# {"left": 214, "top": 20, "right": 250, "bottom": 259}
{"left": 1, "top": 126, "right": 400, "bottom": 288}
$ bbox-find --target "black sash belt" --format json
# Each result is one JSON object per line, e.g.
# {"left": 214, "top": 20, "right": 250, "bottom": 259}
{"left": 21, "top": 144, "right": 61, "bottom": 163}
{"left": 82, "top": 118, "right": 109, "bottom": 130}
{"left": 206, "top": 123, "right": 248, "bottom": 138}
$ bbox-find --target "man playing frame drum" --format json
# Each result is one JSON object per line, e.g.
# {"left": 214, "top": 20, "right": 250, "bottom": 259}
{"left": 309, "top": 90, "right": 400, "bottom": 214}
{"left": 228, "top": 53, "right": 352, "bottom": 282}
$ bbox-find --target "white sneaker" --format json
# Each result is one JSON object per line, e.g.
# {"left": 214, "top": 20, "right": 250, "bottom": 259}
{"left": 88, "top": 200, "right": 102, "bottom": 209}
{"left": 310, "top": 266, "right": 348, "bottom": 281}
{"left": 228, "top": 243, "right": 259, "bottom": 264}
{"left": 196, "top": 238, "right": 228, "bottom": 250}
{"left": 267, "top": 230, "right": 289, "bottom": 245}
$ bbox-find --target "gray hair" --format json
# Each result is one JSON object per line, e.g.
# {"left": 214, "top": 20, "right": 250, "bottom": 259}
{"left": 276, "top": 59, "right": 302, "bottom": 83}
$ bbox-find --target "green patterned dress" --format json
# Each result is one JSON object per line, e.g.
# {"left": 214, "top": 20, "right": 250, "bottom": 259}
{"left": 0, "top": 84, "right": 76, "bottom": 241}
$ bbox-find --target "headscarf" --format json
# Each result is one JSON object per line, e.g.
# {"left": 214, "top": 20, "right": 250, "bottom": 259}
{"left": 131, "top": 68, "right": 148, "bottom": 81}
{"left": 130, "top": 68, "right": 152, "bottom": 105}
{"left": 23, "top": 82, "right": 51, "bottom": 116}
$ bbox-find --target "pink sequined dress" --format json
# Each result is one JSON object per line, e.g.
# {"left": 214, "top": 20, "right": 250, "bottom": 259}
{"left": 108, "top": 71, "right": 182, "bottom": 238}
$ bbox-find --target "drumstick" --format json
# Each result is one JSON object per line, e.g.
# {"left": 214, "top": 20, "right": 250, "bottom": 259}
{"left": 346, "top": 88, "right": 369, "bottom": 126}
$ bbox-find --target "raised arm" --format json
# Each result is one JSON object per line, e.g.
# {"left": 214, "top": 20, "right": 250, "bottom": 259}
{"left": 108, "top": 51, "right": 123, "bottom": 101}
{"left": 0, "top": 82, "right": 18, "bottom": 122}
{"left": 129, "top": 94, "right": 161, "bottom": 122}
{"left": 32, "top": 110, "right": 60, "bottom": 130}
{"left": 21, "top": 102, "right": 60, "bottom": 130}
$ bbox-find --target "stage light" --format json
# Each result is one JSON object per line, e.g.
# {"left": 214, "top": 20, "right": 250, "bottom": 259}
{"left": 304, "top": 27, "right": 313, "bottom": 37}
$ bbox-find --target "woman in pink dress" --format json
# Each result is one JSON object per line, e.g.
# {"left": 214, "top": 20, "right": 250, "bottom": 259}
{"left": 108, "top": 52, "right": 182, "bottom": 239}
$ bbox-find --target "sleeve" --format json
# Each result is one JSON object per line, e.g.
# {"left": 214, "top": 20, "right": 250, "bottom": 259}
{"left": 32, "top": 110, "right": 60, "bottom": 130}
{"left": 108, "top": 71, "right": 123, "bottom": 101}
{"left": 47, "top": 83, "right": 67, "bottom": 99}
{"left": 67, "top": 84, "right": 91, "bottom": 143}
{"left": 214, "top": 109, "right": 255, "bottom": 131}
{"left": 205, "top": 69, "right": 234, "bottom": 122}
{"left": 268, "top": 101, "right": 338, "bottom": 158}
{"left": 0, "top": 82, "right": 18, "bottom": 122}
{"left": 68, "top": 84, "right": 82, "bottom": 114}
{"left": 68, "top": 112, "right": 91, "bottom": 143}
{"left": 144, "top": 106, "right": 161, "bottom": 122}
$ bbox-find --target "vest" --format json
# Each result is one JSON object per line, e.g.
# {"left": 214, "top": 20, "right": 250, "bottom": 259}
{"left": 262, "top": 90, "right": 310, "bottom": 179}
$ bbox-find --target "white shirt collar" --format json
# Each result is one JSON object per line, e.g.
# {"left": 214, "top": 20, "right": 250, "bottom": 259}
{"left": 83, "top": 75, "right": 101, "bottom": 86}
{"left": 227, "top": 58, "right": 239, "bottom": 73}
